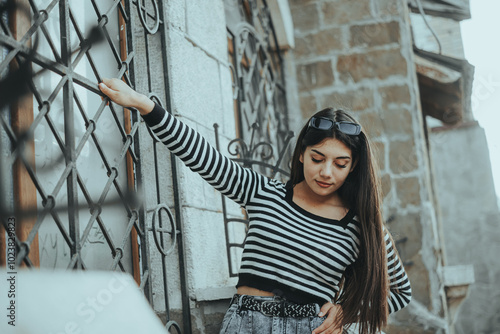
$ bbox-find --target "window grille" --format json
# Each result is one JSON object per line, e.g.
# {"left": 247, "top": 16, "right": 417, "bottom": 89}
{"left": 0, "top": 0, "right": 189, "bottom": 332}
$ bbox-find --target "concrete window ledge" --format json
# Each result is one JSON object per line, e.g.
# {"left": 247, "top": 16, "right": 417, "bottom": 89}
{"left": 442, "top": 264, "right": 475, "bottom": 287}
{"left": 441, "top": 265, "right": 475, "bottom": 328}
{"left": 193, "top": 286, "right": 238, "bottom": 302}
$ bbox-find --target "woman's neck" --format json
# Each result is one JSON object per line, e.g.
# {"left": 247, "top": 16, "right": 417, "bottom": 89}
{"left": 292, "top": 182, "right": 349, "bottom": 220}
{"left": 293, "top": 181, "right": 345, "bottom": 209}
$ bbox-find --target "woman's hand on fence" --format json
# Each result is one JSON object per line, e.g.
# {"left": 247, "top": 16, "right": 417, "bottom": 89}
{"left": 99, "top": 78, "right": 155, "bottom": 115}
{"left": 312, "top": 301, "right": 343, "bottom": 334}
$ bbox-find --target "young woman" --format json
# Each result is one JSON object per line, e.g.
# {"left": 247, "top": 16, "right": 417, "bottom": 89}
{"left": 99, "top": 78, "right": 411, "bottom": 334}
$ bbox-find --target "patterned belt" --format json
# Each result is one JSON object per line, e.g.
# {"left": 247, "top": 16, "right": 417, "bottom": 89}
{"left": 230, "top": 294, "right": 319, "bottom": 318}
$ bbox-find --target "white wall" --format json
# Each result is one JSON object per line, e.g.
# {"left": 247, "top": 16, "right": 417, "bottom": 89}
{"left": 161, "top": 0, "right": 242, "bottom": 304}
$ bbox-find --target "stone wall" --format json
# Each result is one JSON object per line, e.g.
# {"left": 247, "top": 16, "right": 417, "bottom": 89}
{"left": 288, "top": 0, "right": 447, "bottom": 332}
{"left": 430, "top": 123, "right": 500, "bottom": 334}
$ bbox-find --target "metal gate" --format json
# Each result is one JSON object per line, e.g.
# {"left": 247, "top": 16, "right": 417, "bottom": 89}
{"left": 0, "top": 0, "right": 190, "bottom": 332}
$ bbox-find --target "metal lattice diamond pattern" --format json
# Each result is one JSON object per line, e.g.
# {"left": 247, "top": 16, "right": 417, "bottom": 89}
{"left": 229, "top": 0, "right": 290, "bottom": 173}
{"left": 0, "top": 0, "right": 189, "bottom": 332}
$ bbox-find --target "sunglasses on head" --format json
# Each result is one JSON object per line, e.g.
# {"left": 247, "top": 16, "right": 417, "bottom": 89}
{"left": 308, "top": 116, "right": 361, "bottom": 136}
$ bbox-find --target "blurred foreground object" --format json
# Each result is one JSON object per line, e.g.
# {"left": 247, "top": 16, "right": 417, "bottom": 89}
{"left": 0, "top": 269, "right": 168, "bottom": 334}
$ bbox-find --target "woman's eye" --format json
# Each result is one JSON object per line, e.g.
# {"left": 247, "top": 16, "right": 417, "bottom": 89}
{"left": 311, "top": 158, "right": 322, "bottom": 163}
{"left": 336, "top": 164, "right": 347, "bottom": 168}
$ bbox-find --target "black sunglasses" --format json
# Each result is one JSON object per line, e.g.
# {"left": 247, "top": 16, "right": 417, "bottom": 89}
{"left": 308, "top": 116, "right": 361, "bottom": 136}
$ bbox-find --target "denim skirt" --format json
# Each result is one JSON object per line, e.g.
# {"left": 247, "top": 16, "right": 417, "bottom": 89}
{"left": 219, "top": 295, "right": 327, "bottom": 334}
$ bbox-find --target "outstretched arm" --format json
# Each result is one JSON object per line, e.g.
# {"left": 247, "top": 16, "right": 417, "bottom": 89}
{"left": 98, "top": 78, "right": 265, "bottom": 207}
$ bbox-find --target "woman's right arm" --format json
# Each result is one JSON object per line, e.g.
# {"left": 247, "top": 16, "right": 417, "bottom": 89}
{"left": 99, "top": 78, "right": 264, "bottom": 207}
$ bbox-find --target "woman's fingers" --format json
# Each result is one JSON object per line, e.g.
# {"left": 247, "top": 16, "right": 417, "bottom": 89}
{"left": 101, "top": 77, "right": 114, "bottom": 87}
{"left": 102, "top": 78, "right": 132, "bottom": 95}
{"left": 99, "top": 80, "right": 119, "bottom": 103}
{"left": 318, "top": 301, "right": 334, "bottom": 317}
{"left": 98, "top": 78, "right": 154, "bottom": 115}
{"left": 99, "top": 78, "right": 134, "bottom": 107}
{"left": 312, "top": 302, "right": 343, "bottom": 334}
{"left": 98, "top": 82, "right": 112, "bottom": 98}
{"left": 99, "top": 78, "right": 131, "bottom": 106}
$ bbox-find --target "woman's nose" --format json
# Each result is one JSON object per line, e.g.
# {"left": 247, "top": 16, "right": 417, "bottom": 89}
{"left": 320, "top": 164, "right": 333, "bottom": 178}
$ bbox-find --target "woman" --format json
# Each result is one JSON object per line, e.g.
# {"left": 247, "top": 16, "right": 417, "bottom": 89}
{"left": 99, "top": 78, "right": 411, "bottom": 334}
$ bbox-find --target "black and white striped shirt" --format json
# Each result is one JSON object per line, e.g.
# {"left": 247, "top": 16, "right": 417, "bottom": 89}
{"left": 143, "top": 104, "right": 411, "bottom": 313}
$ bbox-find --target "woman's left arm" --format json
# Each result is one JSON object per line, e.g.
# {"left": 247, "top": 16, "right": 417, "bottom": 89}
{"left": 384, "top": 227, "right": 412, "bottom": 313}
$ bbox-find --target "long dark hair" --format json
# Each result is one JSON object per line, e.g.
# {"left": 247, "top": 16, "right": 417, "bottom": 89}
{"left": 289, "top": 108, "right": 388, "bottom": 334}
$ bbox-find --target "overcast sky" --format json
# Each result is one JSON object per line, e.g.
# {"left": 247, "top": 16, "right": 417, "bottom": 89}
{"left": 461, "top": 0, "right": 500, "bottom": 199}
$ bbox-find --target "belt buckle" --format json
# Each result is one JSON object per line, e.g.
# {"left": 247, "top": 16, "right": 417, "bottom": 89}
{"left": 260, "top": 301, "right": 276, "bottom": 317}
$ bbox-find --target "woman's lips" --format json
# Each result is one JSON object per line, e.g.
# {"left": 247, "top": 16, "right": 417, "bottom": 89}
{"left": 316, "top": 180, "right": 332, "bottom": 188}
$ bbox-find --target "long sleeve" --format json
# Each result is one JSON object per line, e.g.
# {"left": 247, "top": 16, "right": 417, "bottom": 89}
{"left": 142, "top": 103, "right": 265, "bottom": 206}
{"left": 384, "top": 228, "right": 412, "bottom": 313}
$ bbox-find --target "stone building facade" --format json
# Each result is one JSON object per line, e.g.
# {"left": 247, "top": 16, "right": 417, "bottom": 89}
{"left": 2, "top": 0, "right": 499, "bottom": 334}
{"left": 287, "top": 1, "right": 499, "bottom": 333}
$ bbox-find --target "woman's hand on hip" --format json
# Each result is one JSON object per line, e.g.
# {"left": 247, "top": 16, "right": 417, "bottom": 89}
{"left": 312, "top": 301, "right": 343, "bottom": 334}
{"left": 98, "top": 78, "right": 154, "bottom": 115}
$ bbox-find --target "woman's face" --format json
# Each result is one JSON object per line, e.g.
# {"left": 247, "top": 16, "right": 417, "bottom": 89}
{"left": 299, "top": 137, "right": 354, "bottom": 198}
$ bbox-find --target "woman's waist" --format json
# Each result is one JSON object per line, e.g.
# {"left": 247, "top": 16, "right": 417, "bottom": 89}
{"left": 237, "top": 285, "right": 275, "bottom": 297}
{"left": 236, "top": 273, "right": 330, "bottom": 305}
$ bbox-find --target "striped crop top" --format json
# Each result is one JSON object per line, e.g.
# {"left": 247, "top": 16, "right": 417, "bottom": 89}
{"left": 143, "top": 104, "right": 412, "bottom": 313}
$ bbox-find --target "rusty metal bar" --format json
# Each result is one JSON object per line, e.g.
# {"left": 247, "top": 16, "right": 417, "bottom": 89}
{"left": 59, "top": 0, "right": 81, "bottom": 268}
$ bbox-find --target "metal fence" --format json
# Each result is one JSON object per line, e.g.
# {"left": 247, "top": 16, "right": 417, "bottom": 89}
{"left": 0, "top": 0, "right": 189, "bottom": 332}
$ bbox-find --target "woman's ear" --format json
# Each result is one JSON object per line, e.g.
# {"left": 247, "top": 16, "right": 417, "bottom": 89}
{"left": 299, "top": 152, "right": 304, "bottom": 164}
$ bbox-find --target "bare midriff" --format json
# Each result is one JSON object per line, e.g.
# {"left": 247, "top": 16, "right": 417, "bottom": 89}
{"left": 236, "top": 286, "right": 274, "bottom": 297}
